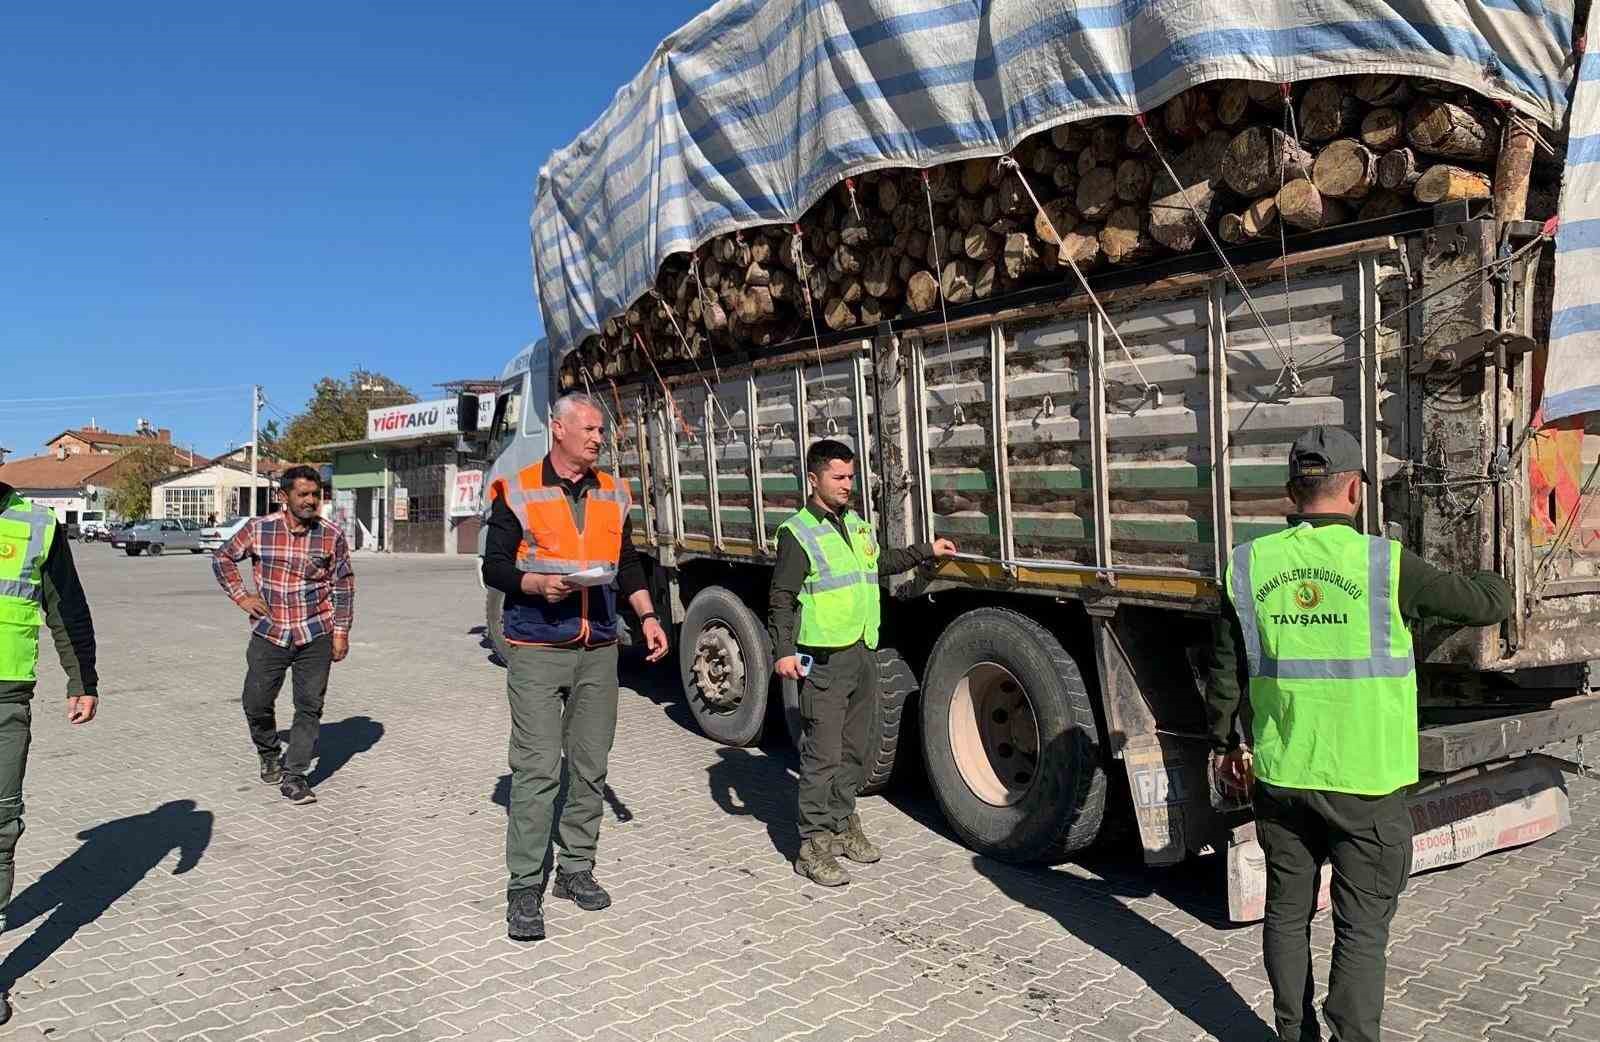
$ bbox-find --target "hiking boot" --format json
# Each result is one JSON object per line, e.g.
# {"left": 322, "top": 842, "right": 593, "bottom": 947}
{"left": 279, "top": 774, "right": 317, "bottom": 805}
{"left": 506, "top": 888, "right": 545, "bottom": 942}
{"left": 831, "top": 813, "right": 881, "bottom": 864}
{"left": 794, "top": 836, "right": 850, "bottom": 887}
{"left": 258, "top": 750, "right": 282, "bottom": 785}
{"left": 552, "top": 867, "right": 611, "bottom": 911}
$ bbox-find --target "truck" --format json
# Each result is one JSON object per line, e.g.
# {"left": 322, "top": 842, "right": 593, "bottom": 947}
{"left": 472, "top": 1, "right": 1600, "bottom": 919}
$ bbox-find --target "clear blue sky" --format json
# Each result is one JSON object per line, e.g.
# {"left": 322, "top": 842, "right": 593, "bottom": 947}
{"left": 1, "top": 1, "right": 705, "bottom": 458}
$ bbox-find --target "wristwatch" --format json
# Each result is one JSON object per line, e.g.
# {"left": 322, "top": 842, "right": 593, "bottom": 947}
{"left": 640, "top": 612, "right": 660, "bottom": 623}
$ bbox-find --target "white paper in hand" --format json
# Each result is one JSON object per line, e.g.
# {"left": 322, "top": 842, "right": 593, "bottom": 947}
{"left": 565, "top": 566, "right": 617, "bottom": 588}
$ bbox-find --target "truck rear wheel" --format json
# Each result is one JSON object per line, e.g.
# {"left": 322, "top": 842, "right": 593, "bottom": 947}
{"left": 680, "top": 585, "right": 771, "bottom": 747}
{"left": 921, "top": 607, "right": 1105, "bottom": 862}
{"left": 484, "top": 588, "right": 509, "bottom": 664}
{"left": 781, "top": 646, "right": 914, "bottom": 795}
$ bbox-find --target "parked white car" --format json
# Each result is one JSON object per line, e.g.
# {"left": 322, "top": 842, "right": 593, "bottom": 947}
{"left": 198, "top": 516, "right": 250, "bottom": 552}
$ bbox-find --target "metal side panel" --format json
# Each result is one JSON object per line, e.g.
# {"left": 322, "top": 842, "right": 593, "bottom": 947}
{"left": 1417, "top": 693, "right": 1600, "bottom": 771}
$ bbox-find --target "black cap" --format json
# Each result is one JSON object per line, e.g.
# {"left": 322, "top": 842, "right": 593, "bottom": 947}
{"left": 1288, "top": 426, "right": 1368, "bottom": 482}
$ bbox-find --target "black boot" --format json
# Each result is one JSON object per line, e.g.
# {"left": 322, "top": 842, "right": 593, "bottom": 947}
{"left": 258, "top": 750, "right": 282, "bottom": 785}
{"left": 552, "top": 867, "right": 611, "bottom": 911}
{"left": 506, "top": 887, "right": 545, "bottom": 942}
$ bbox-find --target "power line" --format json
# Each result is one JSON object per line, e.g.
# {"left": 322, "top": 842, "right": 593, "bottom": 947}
{"left": 0, "top": 384, "right": 251, "bottom": 406}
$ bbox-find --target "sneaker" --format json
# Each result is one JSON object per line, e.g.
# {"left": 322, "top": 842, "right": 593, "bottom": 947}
{"left": 794, "top": 836, "right": 850, "bottom": 887}
{"left": 258, "top": 750, "right": 282, "bottom": 785}
{"left": 831, "top": 813, "right": 882, "bottom": 864}
{"left": 506, "top": 888, "right": 545, "bottom": 942}
{"left": 0, "top": 991, "right": 11, "bottom": 1025}
{"left": 552, "top": 867, "right": 612, "bottom": 911}
{"left": 279, "top": 774, "right": 317, "bottom": 805}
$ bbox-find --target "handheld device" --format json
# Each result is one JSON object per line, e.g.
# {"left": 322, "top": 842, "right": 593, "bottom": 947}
{"left": 796, "top": 653, "right": 814, "bottom": 676}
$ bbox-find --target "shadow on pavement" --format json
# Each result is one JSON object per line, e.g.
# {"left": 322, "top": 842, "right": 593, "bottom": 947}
{"left": 467, "top": 625, "right": 505, "bottom": 669}
{"left": 491, "top": 773, "right": 633, "bottom": 823}
{"left": 277, "top": 715, "right": 385, "bottom": 788}
{"left": 705, "top": 746, "right": 802, "bottom": 862}
{"left": 618, "top": 650, "right": 696, "bottom": 732}
{"left": 0, "top": 800, "right": 214, "bottom": 991}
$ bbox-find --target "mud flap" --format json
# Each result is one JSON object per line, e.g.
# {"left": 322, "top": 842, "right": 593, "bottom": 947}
{"left": 1123, "top": 734, "right": 1218, "bottom": 866}
{"left": 1226, "top": 755, "right": 1572, "bottom": 922}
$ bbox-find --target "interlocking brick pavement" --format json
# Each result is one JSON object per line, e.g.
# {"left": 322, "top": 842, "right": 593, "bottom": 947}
{"left": 2, "top": 550, "right": 1595, "bottom": 1041}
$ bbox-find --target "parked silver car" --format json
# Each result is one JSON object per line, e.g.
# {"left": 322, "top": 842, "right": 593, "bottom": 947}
{"left": 122, "top": 518, "right": 205, "bottom": 556}
{"left": 198, "top": 516, "right": 250, "bottom": 552}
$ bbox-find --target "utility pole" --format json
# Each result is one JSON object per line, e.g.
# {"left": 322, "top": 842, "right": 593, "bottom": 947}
{"left": 250, "top": 385, "right": 262, "bottom": 516}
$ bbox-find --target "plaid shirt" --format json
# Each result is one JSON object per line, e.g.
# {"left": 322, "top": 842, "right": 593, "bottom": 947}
{"left": 213, "top": 512, "right": 355, "bottom": 647}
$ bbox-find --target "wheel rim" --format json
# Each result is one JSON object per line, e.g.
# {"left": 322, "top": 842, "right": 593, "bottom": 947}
{"left": 691, "top": 620, "right": 746, "bottom": 714}
{"left": 949, "top": 662, "right": 1040, "bottom": 807}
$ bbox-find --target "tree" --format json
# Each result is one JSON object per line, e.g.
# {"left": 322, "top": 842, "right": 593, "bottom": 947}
{"left": 272, "top": 370, "right": 416, "bottom": 463}
{"left": 106, "top": 445, "right": 182, "bottom": 519}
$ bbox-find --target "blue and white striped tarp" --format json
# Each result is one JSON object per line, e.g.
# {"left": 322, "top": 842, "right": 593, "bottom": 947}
{"left": 531, "top": 0, "right": 1577, "bottom": 362}
{"left": 1543, "top": 3, "right": 1600, "bottom": 422}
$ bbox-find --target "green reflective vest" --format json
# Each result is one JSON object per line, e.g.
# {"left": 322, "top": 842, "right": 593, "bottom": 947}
{"left": 0, "top": 492, "right": 57, "bottom": 683}
{"left": 1224, "top": 522, "right": 1417, "bottom": 796}
{"left": 779, "top": 506, "right": 881, "bottom": 650}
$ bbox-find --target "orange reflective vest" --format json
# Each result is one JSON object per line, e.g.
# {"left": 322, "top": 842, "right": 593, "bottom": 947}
{"left": 497, "top": 462, "right": 631, "bottom": 646}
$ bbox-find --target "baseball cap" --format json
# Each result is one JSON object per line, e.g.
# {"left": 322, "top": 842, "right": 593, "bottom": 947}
{"left": 1288, "top": 426, "right": 1368, "bottom": 482}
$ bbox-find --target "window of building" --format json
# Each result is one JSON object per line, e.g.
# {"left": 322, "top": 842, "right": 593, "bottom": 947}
{"left": 162, "top": 486, "right": 215, "bottom": 522}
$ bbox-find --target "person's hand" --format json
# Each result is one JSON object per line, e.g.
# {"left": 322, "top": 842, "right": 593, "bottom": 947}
{"left": 237, "top": 594, "right": 269, "bottom": 618}
{"left": 331, "top": 633, "right": 349, "bottom": 662}
{"left": 1211, "top": 747, "right": 1254, "bottom": 798}
{"left": 522, "top": 573, "right": 574, "bottom": 603}
{"left": 775, "top": 655, "right": 804, "bottom": 680}
{"left": 641, "top": 617, "right": 670, "bottom": 663}
{"left": 67, "top": 695, "right": 97, "bottom": 725}
{"left": 931, "top": 538, "right": 959, "bottom": 559}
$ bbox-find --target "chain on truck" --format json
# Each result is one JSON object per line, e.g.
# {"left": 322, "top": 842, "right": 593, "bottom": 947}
{"left": 458, "top": 2, "right": 1600, "bottom": 921}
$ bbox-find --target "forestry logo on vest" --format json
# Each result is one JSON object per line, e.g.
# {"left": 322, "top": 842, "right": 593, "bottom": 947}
{"left": 1254, "top": 566, "right": 1364, "bottom": 605}
{"left": 0, "top": 543, "right": 15, "bottom": 561}
{"left": 1293, "top": 581, "right": 1322, "bottom": 611}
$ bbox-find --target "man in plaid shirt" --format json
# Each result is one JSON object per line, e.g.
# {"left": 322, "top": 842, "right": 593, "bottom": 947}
{"left": 213, "top": 465, "right": 355, "bottom": 805}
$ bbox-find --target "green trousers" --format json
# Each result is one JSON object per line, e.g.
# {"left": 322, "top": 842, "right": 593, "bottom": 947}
{"left": 1255, "top": 780, "right": 1414, "bottom": 1042}
{"left": 796, "top": 642, "right": 876, "bottom": 840}
{"left": 504, "top": 642, "right": 619, "bottom": 894}
{"left": 0, "top": 690, "right": 32, "bottom": 917}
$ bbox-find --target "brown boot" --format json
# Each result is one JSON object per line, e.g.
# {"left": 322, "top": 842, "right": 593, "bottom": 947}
{"left": 794, "top": 836, "right": 850, "bottom": 886}
{"left": 831, "top": 813, "right": 882, "bottom": 864}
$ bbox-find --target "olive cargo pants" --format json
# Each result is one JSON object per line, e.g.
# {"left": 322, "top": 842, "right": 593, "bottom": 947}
{"left": 1255, "top": 780, "right": 1414, "bottom": 1042}
{"left": 0, "top": 693, "right": 31, "bottom": 918}
{"left": 505, "top": 642, "right": 619, "bottom": 893}
{"left": 796, "top": 641, "right": 876, "bottom": 840}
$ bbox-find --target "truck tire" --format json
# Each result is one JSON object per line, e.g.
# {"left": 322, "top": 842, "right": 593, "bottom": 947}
{"left": 124, "top": 546, "right": 141, "bottom": 557}
{"left": 921, "top": 607, "right": 1105, "bottom": 862}
{"left": 484, "top": 588, "right": 510, "bottom": 665}
{"left": 781, "top": 646, "right": 914, "bottom": 796}
{"left": 680, "top": 585, "right": 772, "bottom": 747}
{"left": 148, "top": 543, "right": 164, "bottom": 557}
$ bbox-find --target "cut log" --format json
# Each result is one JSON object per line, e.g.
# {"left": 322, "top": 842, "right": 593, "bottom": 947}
{"left": 1406, "top": 100, "right": 1495, "bottom": 162}
{"left": 823, "top": 297, "right": 857, "bottom": 331}
{"left": 744, "top": 260, "right": 771, "bottom": 287}
{"left": 1058, "top": 227, "right": 1101, "bottom": 268}
{"left": 1217, "top": 81, "right": 1251, "bottom": 127}
{"left": 1300, "top": 81, "right": 1359, "bottom": 142}
{"left": 863, "top": 249, "right": 896, "bottom": 298}
{"left": 924, "top": 164, "right": 960, "bottom": 203}
{"left": 1414, "top": 164, "right": 1492, "bottom": 204}
{"left": 1277, "top": 179, "right": 1349, "bottom": 229}
{"left": 1223, "top": 126, "right": 1313, "bottom": 197}
{"left": 1353, "top": 75, "right": 1411, "bottom": 108}
{"left": 860, "top": 296, "right": 885, "bottom": 326}
{"left": 1242, "top": 195, "right": 1279, "bottom": 238}
{"left": 1124, "top": 117, "right": 1156, "bottom": 154}
{"left": 997, "top": 172, "right": 1032, "bottom": 215}
{"left": 1248, "top": 81, "right": 1290, "bottom": 110}
{"left": 1077, "top": 166, "right": 1118, "bottom": 220}
{"left": 961, "top": 158, "right": 990, "bottom": 196}
{"left": 1377, "top": 148, "right": 1421, "bottom": 191}
{"left": 980, "top": 193, "right": 1000, "bottom": 226}
{"left": 1051, "top": 122, "right": 1087, "bottom": 152}
{"left": 1031, "top": 147, "right": 1062, "bottom": 177}
{"left": 1116, "top": 158, "right": 1153, "bottom": 202}
{"left": 1219, "top": 212, "right": 1248, "bottom": 244}
{"left": 807, "top": 267, "right": 830, "bottom": 302}
{"left": 1077, "top": 149, "right": 1099, "bottom": 177}
{"left": 974, "top": 260, "right": 998, "bottom": 299}
{"left": 906, "top": 270, "right": 940, "bottom": 312}
{"left": 940, "top": 260, "right": 975, "bottom": 304}
{"left": 1357, "top": 191, "right": 1406, "bottom": 221}
{"left": 1147, "top": 133, "right": 1225, "bottom": 252}
{"left": 1091, "top": 124, "right": 1123, "bottom": 165}
{"left": 1493, "top": 118, "right": 1537, "bottom": 224}
{"left": 1033, "top": 198, "right": 1078, "bottom": 244}
{"left": 1003, "top": 232, "right": 1039, "bottom": 279}
{"left": 877, "top": 177, "right": 901, "bottom": 213}
{"left": 964, "top": 226, "right": 1000, "bottom": 262}
{"left": 1164, "top": 89, "right": 1214, "bottom": 141}
{"left": 841, "top": 278, "right": 863, "bottom": 305}
{"left": 1100, "top": 206, "right": 1156, "bottom": 264}
{"left": 1360, "top": 108, "right": 1405, "bottom": 153}
{"left": 829, "top": 244, "right": 863, "bottom": 279}
{"left": 955, "top": 197, "right": 981, "bottom": 230}
{"left": 1312, "top": 139, "right": 1377, "bottom": 200}
{"left": 1052, "top": 164, "right": 1078, "bottom": 192}
{"left": 739, "top": 285, "right": 775, "bottom": 324}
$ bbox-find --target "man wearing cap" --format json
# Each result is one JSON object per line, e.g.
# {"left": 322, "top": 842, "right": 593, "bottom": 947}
{"left": 1206, "top": 426, "right": 1512, "bottom": 1042}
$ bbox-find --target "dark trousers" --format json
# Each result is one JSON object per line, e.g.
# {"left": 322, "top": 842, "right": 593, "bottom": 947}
{"left": 796, "top": 641, "right": 876, "bottom": 840}
{"left": 505, "top": 642, "right": 619, "bottom": 893}
{"left": 242, "top": 634, "right": 332, "bottom": 778}
{"left": 0, "top": 692, "right": 32, "bottom": 915}
{"left": 1255, "top": 780, "right": 1414, "bottom": 1042}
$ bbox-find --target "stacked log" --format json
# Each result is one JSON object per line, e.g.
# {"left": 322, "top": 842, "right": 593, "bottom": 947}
{"left": 562, "top": 75, "right": 1532, "bottom": 387}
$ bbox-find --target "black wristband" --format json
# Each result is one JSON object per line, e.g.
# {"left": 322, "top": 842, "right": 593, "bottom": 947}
{"left": 640, "top": 612, "right": 660, "bottom": 623}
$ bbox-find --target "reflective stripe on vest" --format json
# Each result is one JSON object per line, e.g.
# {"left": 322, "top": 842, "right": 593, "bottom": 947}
{"left": 779, "top": 508, "right": 880, "bottom": 650}
{"left": 506, "top": 467, "right": 630, "bottom": 576}
{"left": 1224, "top": 522, "right": 1417, "bottom": 796}
{"left": 0, "top": 494, "right": 57, "bottom": 683}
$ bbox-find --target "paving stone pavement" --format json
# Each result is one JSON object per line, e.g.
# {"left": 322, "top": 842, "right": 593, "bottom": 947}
{"left": 3, "top": 549, "right": 1596, "bottom": 1041}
